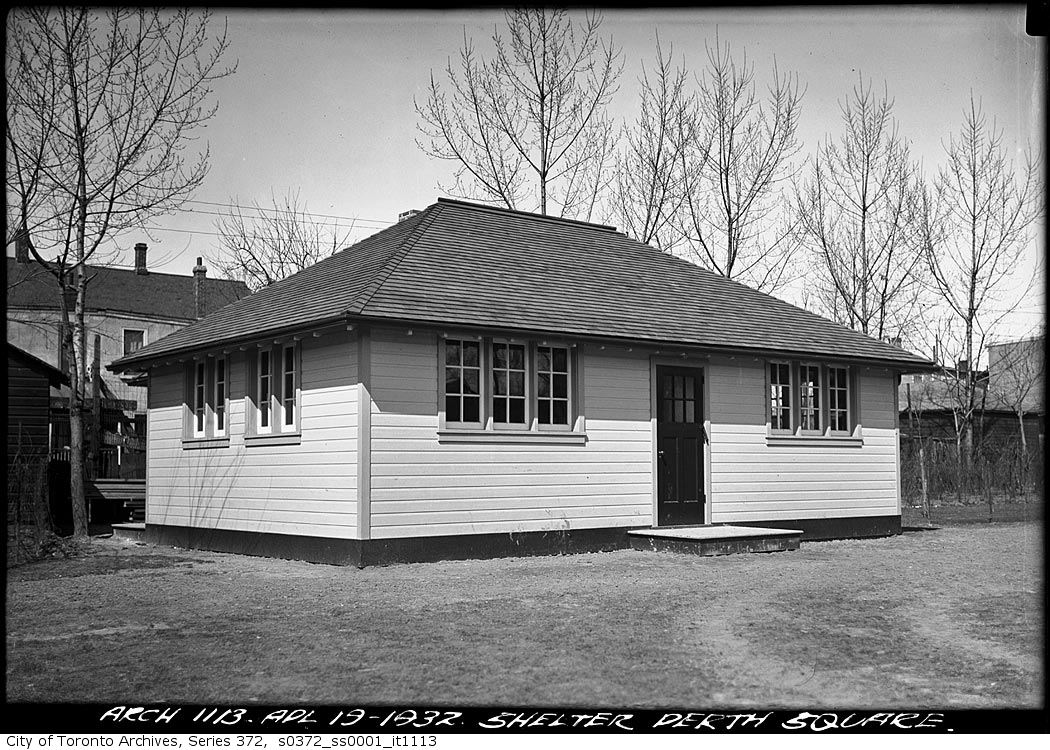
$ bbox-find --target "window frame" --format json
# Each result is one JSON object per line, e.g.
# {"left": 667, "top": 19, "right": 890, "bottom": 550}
{"left": 490, "top": 338, "right": 530, "bottom": 430}
{"left": 281, "top": 343, "right": 299, "bottom": 432}
{"left": 438, "top": 335, "right": 582, "bottom": 439}
{"left": 193, "top": 359, "right": 207, "bottom": 437}
{"left": 257, "top": 347, "right": 273, "bottom": 434}
{"left": 245, "top": 341, "right": 302, "bottom": 443}
{"left": 123, "top": 328, "right": 146, "bottom": 357}
{"left": 826, "top": 364, "right": 851, "bottom": 435}
{"left": 766, "top": 360, "right": 858, "bottom": 440}
{"left": 768, "top": 360, "right": 794, "bottom": 434}
{"left": 213, "top": 356, "right": 227, "bottom": 437}
{"left": 442, "top": 337, "right": 484, "bottom": 429}
{"left": 798, "top": 361, "right": 823, "bottom": 434}
{"left": 534, "top": 343, "right": 573, "bottom": 431}
{"left": 183, "top": 355, "right": 230, "bottom": 447}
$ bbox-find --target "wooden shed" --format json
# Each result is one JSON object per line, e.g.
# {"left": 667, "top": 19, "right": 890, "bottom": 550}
{"left": 8, "top": 343, "right": 68, "bottom": 523}
{"left": 110, "top": 199, "right": 934, "bottom": 565}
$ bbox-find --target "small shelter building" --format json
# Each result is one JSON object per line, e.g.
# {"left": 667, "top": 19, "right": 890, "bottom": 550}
{"left": 111, "top": 199, "right": 933, "bottom": 565}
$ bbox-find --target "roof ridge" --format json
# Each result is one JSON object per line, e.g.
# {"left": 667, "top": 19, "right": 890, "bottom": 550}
{"left": 347, "top": 204, "right": 445, "bottom": 316}
{"left": 436, "top": 197, "right": 619, "bottom": 233}
{"left": 6, "top": 256, "right": 248, "bottom": 287}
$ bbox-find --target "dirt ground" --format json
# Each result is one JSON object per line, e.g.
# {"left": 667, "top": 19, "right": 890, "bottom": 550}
{"left": 6, "top": 521, "right": 1043, "bottom": 708}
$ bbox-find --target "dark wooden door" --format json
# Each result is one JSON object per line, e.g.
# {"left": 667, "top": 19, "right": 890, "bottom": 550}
{"left": 656, "top": 366, "right": 705, "bottom": 526}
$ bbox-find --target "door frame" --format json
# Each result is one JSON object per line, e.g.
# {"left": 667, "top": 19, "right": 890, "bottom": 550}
{"left": 650, "top": 356, "right": 712, "bottom": 527}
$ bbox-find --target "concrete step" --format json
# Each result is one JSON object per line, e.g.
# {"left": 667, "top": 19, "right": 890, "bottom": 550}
{"left": 112, "top": 522, "right": 147, "bottom": 543}
{"left": 628, "top": 524, "right": 802, "bottom": 556}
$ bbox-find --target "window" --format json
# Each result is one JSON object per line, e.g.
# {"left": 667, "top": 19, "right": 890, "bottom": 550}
{"left": 444, "top": 339, "right": 481, "bottom": 425}
{"left": 769, "top": 362, "right": 792, "bottom": 431}
{"left": 247, "top": 342, "right": 300, "bottom": 438}
{"left": 258, "top": 348, "right": 272, "bottom": 432}
{"left": 194, "top": 361, "right": 206, "bottom": 436}
{"left": 536, "top": 345, "right": 570, "bottom": 427}
{"left": 282, "top": 344, "right": 297, "bottom": 429}
{"left": 123, "top": 329, "right": 145, "bottom": 356}
{"left": 799, "top": 364, "right": 821, "bottom": 431}
{"left": 440, "top": 337, "right": 579, "bottom": 434}
{"left": 767, "top": 361, "right": 854, "bottom": 437}
{"left": 185, "top": 356, "right": 228, "bottom": 443}
{"left": 214, "top": 357, "right": 226, "bottom": 436}
{"left": 828, "top": 365, "right": 849, "bottom": 432}
{"left": 492, "top": 341, "right": 526, "bottom": 426}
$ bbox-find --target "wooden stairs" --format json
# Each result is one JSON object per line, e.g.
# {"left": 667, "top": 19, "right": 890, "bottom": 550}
{"left": 87, "top": 479, "right": 145, "bottom": 523}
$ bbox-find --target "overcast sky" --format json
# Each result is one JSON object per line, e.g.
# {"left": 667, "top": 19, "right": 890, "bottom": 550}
{"left": 21, "top": 6, "right": 1046, "bottom": 342}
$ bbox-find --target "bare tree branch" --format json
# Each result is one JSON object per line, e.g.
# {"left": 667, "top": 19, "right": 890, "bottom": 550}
{"left": 210, "top": 189, "right": 354, "bottom": 291}
{"left": 415, "top": 9, "right": 623, "bottom": 217}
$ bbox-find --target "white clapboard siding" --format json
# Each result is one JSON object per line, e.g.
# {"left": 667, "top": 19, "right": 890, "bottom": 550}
{"left": 706, "top": 360, "right": 900, "bottom": 523}
{"left": 146, "top": 331, "right": 359, "bottom": 538}
{"left": 367, "top": 330, "right": 653, "bottom": 539}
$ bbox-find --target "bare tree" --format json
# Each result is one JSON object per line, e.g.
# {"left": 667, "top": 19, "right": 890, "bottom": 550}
{"left": 794, "top": 77, "right": 928, "bottom": 342}
{"left": 211, "top": 190, "right": 354, "bottom": 291}
{"left": 922, "top": 96, "right": 1041, "bottom": 464}
{"left": 610, "top": 37, "right": 703, "bottom": 252}
{"left": 415, "top": 9, "right": 622, "bottom": 218}
{"left": 679, "top": 37, "right": 805, "bottom": 293}
{"left": 5, "top": 8, "right": 234, "bottom": 537}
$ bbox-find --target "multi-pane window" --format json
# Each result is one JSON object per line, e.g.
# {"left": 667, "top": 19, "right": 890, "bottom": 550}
{"left": 492, "top": 341, "right": 526, "bottom": 425}
{"left": 194, "top": 361, "right": 206, "bottom": 435}
{"left": 441, "top": 338, "right": 578, "bottom": 432}
{"left": 444, "top": 339, "right": 481, "bottom": 424}
{"left": 258, "top": 349, "right": 272, "bottom": 432}
{"left": 123, "top": 329, "right": 145, "bottom": 356}
{"left": 828, "top": 366, "right": 849, "bottom": 432}
{"left": 769, "top": 363, "right": 792, "bottom": 431}
{"left": 661, "top": 373, "right": 699, "bottom": 423}
{"left": 283, "top": 345, "right": 297, "bottom": 428}
{"left": 536, "top": 345, "right": 570, "bottom": 426}
{"left": 214, "top": 358, "right": 226, "bottom": 435}
{"left": 768, "top": 361, "right": 853, "bottom": 435}
{"left": 799, "top": 365, "right": 821, "bottom": 431}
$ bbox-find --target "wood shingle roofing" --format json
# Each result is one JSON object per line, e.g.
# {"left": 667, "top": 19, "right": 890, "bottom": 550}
{"left": 110, "top": 198, "right": 932, "bottom": 371}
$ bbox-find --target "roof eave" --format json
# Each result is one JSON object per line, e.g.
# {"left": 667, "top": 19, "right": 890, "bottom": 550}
{"left": 107, "top": 314, "right": 352, "bottom": 373}
{"left": 346, "top": 313, "right": 936, "bottom": 371}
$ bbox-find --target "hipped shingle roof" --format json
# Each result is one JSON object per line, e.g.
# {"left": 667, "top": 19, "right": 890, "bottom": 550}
{"left": 110, "top": 198, "right": 932, "bottom": 370}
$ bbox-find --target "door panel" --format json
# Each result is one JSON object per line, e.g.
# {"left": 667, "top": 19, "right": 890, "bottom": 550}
{"left": 656, "top": 366, "right": 705, "bottom": 526}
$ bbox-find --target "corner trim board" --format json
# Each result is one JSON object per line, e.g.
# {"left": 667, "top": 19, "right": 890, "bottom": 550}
{"left": 356, "top": 325, "right": 372, "bottom": 540}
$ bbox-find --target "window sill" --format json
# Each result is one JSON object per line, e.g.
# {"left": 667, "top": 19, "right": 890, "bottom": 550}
{"left": 765, "top": 434, "right": 863, "bottom": 448}
{"left": 245, "top": 432, "right": 302, "bottom": 446}
{"left": 438, "top": 429, "right": 587, "bottom": 446}
{"left": 182, "top": 437, "right": 230, "bottom": 450}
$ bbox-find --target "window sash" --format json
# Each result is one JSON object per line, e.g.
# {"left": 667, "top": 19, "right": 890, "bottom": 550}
{"left": 193, "top": 361, "right": 206, "bottom": 436}
{"left": 123, "top": 329, "right": 145, "bottom": 356}
{"left": 769, "top": 362, "right": 792, "bottom": 432}
{"left": 491, "top": 340, "right": 527, "bottom": 427}
{"left": 258, "top": 349, "right": 272, "bottom": 432}
{"left": 536, "top": 345, "right": 571, "bottom": 429}
{"left": 799, "top": 364, "right": 822, "bottom": 432}
{"left": 828, "top": 365, "right": 850, "bottom": 433}
{"left": 282, "top": 344, "right": 297, "bottom": 429}
{"left": 214, "top": 358, "right": 227, "bottom": 436}
{"left": 443, "top": 338, "right": 483, "bottom": 427}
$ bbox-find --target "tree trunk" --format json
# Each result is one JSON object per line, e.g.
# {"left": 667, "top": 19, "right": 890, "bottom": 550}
{"left": 69, "top": 266, "right": 90, "bottom": 537}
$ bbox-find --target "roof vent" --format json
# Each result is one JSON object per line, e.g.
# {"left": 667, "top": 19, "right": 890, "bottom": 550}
{"left": 398, "top": 209, "right": 420, "bottom": 222}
